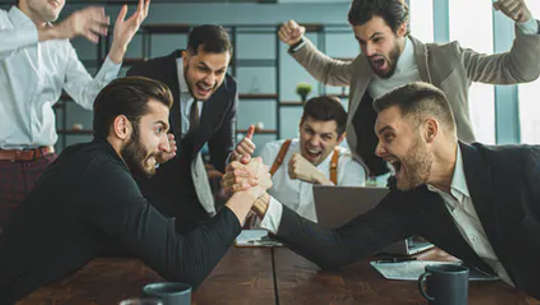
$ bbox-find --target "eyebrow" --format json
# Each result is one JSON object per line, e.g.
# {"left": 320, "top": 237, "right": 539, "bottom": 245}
{"left": 376, "top": 125, "right": 394, "bottom": 136}
{"left": 198, "top": 60, "right": 227, "bottom": 72}
{"left": 155, "top": 120, "right": 170, "bottom": 132}
{"left": 356, "top": 32, "right": 384, "bottom": 43}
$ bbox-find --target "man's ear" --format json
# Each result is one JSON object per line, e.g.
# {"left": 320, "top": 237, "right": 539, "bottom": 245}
{"left": 336, "top": 132, "right": 346, "bottom": 145}
{"left": 423, "top": 118, "right": 439, "bottom": 144}
{"left": 182, "top": 49, "right": 191, "bottom": 69}
{"left": 111, "top": 115, "right": 132, "bottom": 141}
{"left": 397, "top": 21, "right": 408, "bottom": 38}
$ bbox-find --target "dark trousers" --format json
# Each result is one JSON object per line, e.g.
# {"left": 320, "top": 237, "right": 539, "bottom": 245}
{"left": 0, "top": 154, "right": 57, "bottom": 234}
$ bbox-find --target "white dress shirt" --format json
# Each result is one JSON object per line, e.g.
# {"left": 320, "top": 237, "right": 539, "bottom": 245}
{"left": 426, "top": 146, "right": 514, "bottom": 286}
{"left": 176, "top": 57, "right": 202, "bottom": 137}
{"left": 259, "top": 139, "right": 366, "bottom": 230}
{"left": 176, "top": 57, "right": 215, "bottom": 216}
{"left": 0, "top": 6, "right": 121, "bottom": 149}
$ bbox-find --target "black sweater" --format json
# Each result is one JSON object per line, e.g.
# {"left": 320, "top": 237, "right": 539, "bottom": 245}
{"left": 0, "top": 139, "right": 241, "bottom": 304}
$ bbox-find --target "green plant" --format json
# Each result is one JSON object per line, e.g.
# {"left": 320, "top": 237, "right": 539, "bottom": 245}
{"left": 296, "top": 82, "right": 312, "bottom": 101}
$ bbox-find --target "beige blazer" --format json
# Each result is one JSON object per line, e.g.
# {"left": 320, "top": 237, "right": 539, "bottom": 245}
{"left": 290, "top": 22, "right": 540, "bottom": 175}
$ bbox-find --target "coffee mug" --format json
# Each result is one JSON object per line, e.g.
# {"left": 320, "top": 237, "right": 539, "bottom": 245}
{"left": 143, "top": 282, "right": 192, "bottom": 305}
{"left": 119, "top": 298, "right": 163, "bottom": 305}
{"left": 418, "top": 264, "right": 469, "bottom": 305}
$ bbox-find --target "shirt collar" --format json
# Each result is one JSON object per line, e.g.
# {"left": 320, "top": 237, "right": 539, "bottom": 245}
{"left": 427, "top": 146, "right": 470, "bottom": 208}
{"left": 9, "top": 6, "right": 35, "bottom": 27}
{"left": 176, "top": 57, "right": 191, "bottom": 94}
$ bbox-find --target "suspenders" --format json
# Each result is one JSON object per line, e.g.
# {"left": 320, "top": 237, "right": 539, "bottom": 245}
{"left": 270, "top": 139, "right": 340, "bottom": 185}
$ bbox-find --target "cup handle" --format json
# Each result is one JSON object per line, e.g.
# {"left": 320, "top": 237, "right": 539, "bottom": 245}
{"left": 418, "top": 272, "right": 435, "bottom": 302}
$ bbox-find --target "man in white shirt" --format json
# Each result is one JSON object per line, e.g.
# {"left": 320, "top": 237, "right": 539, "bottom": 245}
{"left": 278, "top": 0, "right": 540, "bottom": 177}
{"left": 0, "top": 0, "right": 150, "bottom": 232}
{"left": 257, "top": 96, "right": 366, "bottom": 222}
{"left": 228, "top": 82, "right": 540, "bottom": 299}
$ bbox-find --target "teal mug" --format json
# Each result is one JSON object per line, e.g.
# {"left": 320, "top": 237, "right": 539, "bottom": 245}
{"left": 143, "top": 282, "right": 192, "bottom": 305}
{"left": 418, "top": 264, "right": 469, "bottom": 305}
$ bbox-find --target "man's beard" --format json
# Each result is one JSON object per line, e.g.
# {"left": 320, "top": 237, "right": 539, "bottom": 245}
{"left": 120, "top": 125, "right": 155, "bottom": 179}
{"left": 369, "top": 41, "right": 401, "bottom": 79}
{"left": 397, "top": 136, "right": 432, "bottom": 191}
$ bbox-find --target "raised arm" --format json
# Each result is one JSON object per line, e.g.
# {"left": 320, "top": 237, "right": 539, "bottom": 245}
{"left": 64, "top": 0, "right": 150, "bottom": 110}
{"left": 279, "top": 20, "right": 354, "bottom": 87}
{"left": 462, "top": 0, "right": 540, "bottom": 84}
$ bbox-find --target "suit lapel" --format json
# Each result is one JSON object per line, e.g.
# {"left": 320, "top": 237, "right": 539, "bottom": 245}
{"left": 167, "top": 50, "right": 183, "bottom": 142}
{"left": 410, "top": 35, "right": 431, "bottom": 83}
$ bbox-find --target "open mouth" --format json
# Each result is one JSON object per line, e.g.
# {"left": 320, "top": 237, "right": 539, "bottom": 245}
{"left": 305, "top": 147, "right": 322, "bottom": 160}
{"left": 389, "top": 159, "right": 402, "bottom": 176}
{"left": 195, "top": 82, "right": 213, "bottom": 97}
{"left": 370, "top": 56, "right": 387, "bottom": 71}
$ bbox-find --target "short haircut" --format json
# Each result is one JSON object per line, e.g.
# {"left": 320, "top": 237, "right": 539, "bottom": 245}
{"left": 93, "top": 76, "right": 173, "bottom": 139}
{"left": 301, "top": 96, "right": 347, "bottom": 137}
{"left": 348, "top": 0, "right": 409, "bottom": 35}
{"left": 187, "top": 24, "right": 233, "bottom": 55}
{"left": 373, "top": 82, "right": 456, "bottom": 133}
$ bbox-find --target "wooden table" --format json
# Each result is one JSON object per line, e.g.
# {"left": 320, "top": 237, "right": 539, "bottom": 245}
{"left": 17, "top": 247, "right": 537, "bottom": 305}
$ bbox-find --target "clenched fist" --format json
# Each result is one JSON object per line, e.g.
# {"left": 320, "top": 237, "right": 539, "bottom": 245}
{"left": 278, "top": 20, "right": 306, "bottom": 46}
{"left": 288, "top": 153, "right": 332, "bottom": 185}
{"left": 493, "top": 0, "right": 532, "bottom": 23}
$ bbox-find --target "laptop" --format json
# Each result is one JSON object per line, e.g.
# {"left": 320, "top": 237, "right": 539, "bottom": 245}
{"left": 313, "top": 185, "right": 434, "bottom": 255}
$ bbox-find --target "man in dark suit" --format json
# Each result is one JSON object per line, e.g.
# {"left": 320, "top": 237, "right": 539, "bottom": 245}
{"left": 0, "top": 76, "right": 271, "bottom": 304}
{"left": 228, "top": 82, "right": 540, "bottom": 298}
{"left": 127, "top": 25, "right": 255, "bottom": 232}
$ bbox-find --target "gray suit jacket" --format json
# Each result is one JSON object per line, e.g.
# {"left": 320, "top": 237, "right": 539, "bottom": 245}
{"left": 290, "top": 23, "right": 540, "bottom": 175}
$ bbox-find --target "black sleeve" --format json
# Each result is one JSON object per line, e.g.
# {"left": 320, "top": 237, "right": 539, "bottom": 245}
{"left": 523, "top": 146, "right": 540, "bottom": 219}
{"left": 80, "top": 159, "right": 241, "bottom": 288}
{"left": 208, "top": 81, "right": 238, "bottom": 172}
{"left": 274, "top": 190, "right": 418, "bottom": 269}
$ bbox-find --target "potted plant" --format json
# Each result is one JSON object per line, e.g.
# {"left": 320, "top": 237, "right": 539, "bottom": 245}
{"left": 296, "top": 82, "right": 312, "bottom": 103}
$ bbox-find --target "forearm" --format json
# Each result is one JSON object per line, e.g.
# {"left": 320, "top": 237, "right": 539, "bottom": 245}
{"left": 107, "top": 40, "right": 126, "bottom": 64}
{"left": 225, "top": 189, "right": 260, "bottom": 226}
{"left": 289, "top": 37, "right": 353, "bottom": 86}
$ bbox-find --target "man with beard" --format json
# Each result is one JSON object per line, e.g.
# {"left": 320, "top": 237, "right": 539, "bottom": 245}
{"left": 227, "top": 82, "right": 540, "bottom": 299}
{"left": 278, "top": 0, "right": 540, "bottom": 177}
{"left": 0, "top": 76, "right": 272, "bottom": 305}
{"left": 0, "top": 0, "right": 151, "bottom": 234}
{"left": 127, "top": 25, "right": 255, "bottom": 233}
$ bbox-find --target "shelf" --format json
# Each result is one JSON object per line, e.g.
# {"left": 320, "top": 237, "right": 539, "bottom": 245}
{"left": 280, "top": 101, "right": 303, "bottom": 107}
{"left": 57, "top": 129, "right": 93, "bottom": 135}
{"left": 239, "top": 93, "right": 278, "bottom": 100}
{"left": 236, "top": 129, "right": 276, "bottom": 135}
{"left": 141, "top": 24, "right": 191, "bottom": 34}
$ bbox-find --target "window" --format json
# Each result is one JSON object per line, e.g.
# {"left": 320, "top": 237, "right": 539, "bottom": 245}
{"left": 519, "top": 2, "right": 540, "bottom": 144}
{"left": 409, "top": 0, "right": 434, "bottom": 42}
{"left": 449, "top": 0, "right": 495, "bottom": 144}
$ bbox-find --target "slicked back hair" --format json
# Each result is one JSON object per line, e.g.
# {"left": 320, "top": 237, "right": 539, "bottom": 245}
{"left": 93, "top": 76, "right": 173, "bottom": 139}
